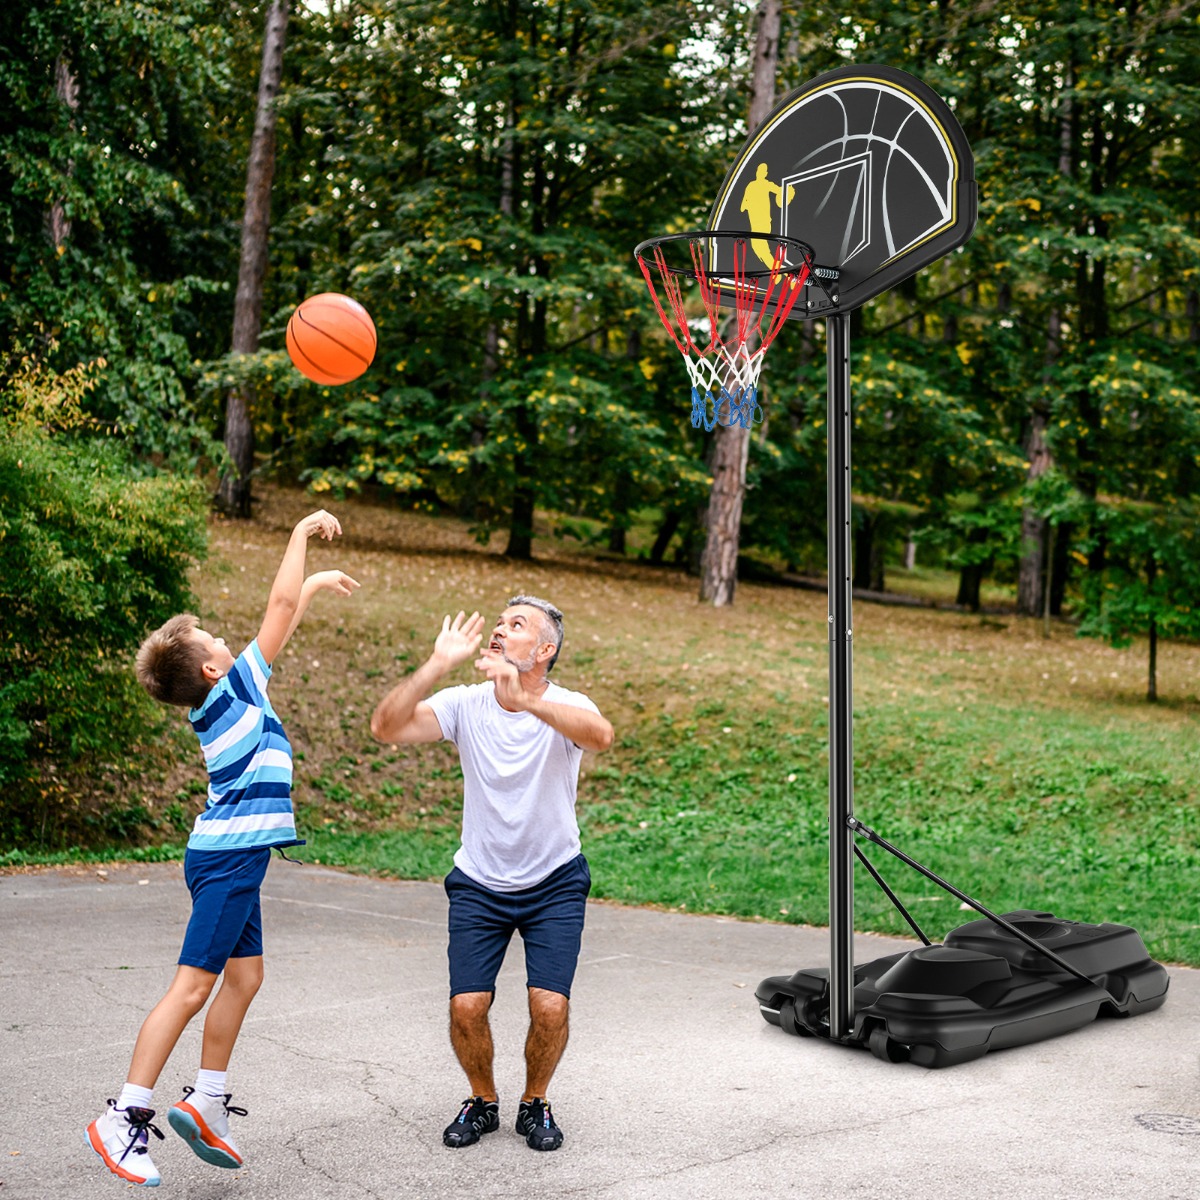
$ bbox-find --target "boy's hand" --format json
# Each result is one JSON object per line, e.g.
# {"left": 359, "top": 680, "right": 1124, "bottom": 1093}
{"left": 307, "top": 570, "right": 361, "bottom": 597}
{"left": 432, "top": 611, "right": 484, "bottom": 671}
{"left": 295, "top": 510, "right": 342, "bottom": 541}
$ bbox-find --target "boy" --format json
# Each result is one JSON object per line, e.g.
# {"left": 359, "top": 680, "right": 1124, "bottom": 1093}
{"left": 85, "top": 509, "right": 358, "bottom": 1187}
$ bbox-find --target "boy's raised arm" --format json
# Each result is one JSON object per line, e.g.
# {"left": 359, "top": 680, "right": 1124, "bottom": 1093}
{"left": 257, "top": 510, "right": 349, "bottom": 664}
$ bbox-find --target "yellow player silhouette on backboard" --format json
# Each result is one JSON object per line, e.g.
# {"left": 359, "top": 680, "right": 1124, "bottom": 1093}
{"left": 739, "top": 163, "right": 796, "bottom": 270}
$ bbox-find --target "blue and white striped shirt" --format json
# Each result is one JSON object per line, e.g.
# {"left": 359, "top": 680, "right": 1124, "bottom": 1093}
{"left": 187, "top": 639, "right": 299, "bottom": 852}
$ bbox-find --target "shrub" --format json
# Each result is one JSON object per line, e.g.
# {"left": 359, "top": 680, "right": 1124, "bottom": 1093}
{"left": 0, "top": 354, "right": 208, "bottom": 847}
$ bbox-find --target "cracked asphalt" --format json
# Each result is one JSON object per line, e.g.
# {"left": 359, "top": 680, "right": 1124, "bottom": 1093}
{"left": 3, "top": 861, "right": 1198, "bottom": 1199}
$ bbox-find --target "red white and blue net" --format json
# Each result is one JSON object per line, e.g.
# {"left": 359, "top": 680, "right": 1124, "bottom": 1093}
{"left": 635, "top": 232, "right": 813, "bottom": 431}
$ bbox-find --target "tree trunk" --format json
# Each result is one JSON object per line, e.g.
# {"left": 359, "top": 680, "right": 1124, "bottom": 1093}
{"left": 217, "top": 0, "right": 290, "bottom": 518}
{"left": 1050, "top": 519, "right": 1073, "bottom": 615}
{"left": 1017, "top": 378, "right": 1052, "bottom": 616}
{"left": 1146, "top": 555, "right": 1158, "bottom": 703}
{"left": 505, "top": 400, "right": 538, "bottom": 558}
{"left": 956, "top": 563, "right": 984, "bottom": 611}
{"left": 698, "top": 0, "right": 781, "bottom": 606}
{"left": 46, "top": 58, "right": 79, "bottom": 251}
{"left": 650, "top": 511, "right": 682, "bottom": 565}
{"left": 853, "top": 511, "right": 873, "bottom": 591}
{"left": 1018, "top": 74, "right": 1073, "bottom": 612}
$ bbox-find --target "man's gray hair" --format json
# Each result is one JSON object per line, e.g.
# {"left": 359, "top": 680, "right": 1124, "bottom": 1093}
{"left": 507, "top": 594, "right": 563, "bottom": 671}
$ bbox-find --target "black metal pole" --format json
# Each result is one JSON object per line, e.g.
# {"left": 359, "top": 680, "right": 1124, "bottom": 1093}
{"left": 827, "top": 312, "right": 854, "bottom": 1040}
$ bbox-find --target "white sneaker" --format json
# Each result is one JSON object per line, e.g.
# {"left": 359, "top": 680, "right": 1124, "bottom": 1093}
{"left": 167, "top": 1087, "right": 246, "bottom": 1168}
{"left": 85, "top": 1101, "right": 163, "bottom": 1186}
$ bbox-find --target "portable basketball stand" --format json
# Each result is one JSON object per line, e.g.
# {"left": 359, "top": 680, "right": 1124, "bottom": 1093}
{"left": 638, "top": 65, "right": 1169, "bottom": 1067}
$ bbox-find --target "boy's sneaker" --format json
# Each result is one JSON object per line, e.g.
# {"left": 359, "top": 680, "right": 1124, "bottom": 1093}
{"left": 85, "top": 1101, "right": 164, "bottom": 1186}
{"left": 516, "top": 1097, "right": 563, "bottom": 1151}
{"left": 167, "top": 1086, "right": 247, "bottom": 1169}
{"left": 442, "top": 1096, "right": 499, "bottom": 1148}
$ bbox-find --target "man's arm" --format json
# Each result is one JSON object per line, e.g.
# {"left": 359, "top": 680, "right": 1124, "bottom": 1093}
{"left": 370, "top": 611, "right": 484, "bottom": 744}
{"left": 522, "top": 694, "right": 614, "bottom": 752}
{"left": 257, "top": 510, "right": 343, "bottom": 664}
{"left": 478, "top": 657, "right": 613, "bottom": 752}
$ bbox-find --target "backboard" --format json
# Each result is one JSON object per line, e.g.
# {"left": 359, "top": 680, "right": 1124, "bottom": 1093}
{"left": 708, "top": 64, "right": 977, "bottom": 318}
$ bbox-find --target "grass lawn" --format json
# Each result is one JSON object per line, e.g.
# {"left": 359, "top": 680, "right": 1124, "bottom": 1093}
{"left": 26, "top": 485, "right": 1200, "bottom": 966}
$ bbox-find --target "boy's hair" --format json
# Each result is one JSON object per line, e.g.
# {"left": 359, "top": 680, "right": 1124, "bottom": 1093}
{"left": 507, "top": 594, "right": 564, "bottom": 671}
{"left": 135, "top": 614, "right": 212, "bottom": 709}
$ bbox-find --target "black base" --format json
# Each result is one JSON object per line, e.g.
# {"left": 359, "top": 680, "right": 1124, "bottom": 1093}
{"left": 756, "top": 910, "right": 1169, "bottom": 1067}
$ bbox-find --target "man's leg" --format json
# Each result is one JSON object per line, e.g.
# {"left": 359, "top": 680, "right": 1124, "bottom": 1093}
{"left": 449, "top": 991, "right": 497, "bottom": 1101}
{"left": 442, "top": 867, "right": 514, "bottom": 1148}
{"left": 522, "top": 986, "right": 569, "bottom": 1101}
{"left": 515, "top": 854, "right": 590, "bottom": 1151}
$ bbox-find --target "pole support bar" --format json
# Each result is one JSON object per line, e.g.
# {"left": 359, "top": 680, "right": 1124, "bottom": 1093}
{"left": 827, "top": 313, "right": 855, "bottom": 1041}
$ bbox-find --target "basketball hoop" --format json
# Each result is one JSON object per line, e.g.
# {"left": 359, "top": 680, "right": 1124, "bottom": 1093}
{"left": 635, "top": 230, "right": 813, "bottom": 431}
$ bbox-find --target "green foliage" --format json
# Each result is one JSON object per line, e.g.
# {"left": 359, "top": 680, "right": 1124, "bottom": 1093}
{"left": 0, "top": 1, "right": 246, "bottom": 465}
{"left": 1077, "top": 497, "right": 1200, "bottom": 685}
{"left": 0, "top": 356, "right": 208, "bottom": 845}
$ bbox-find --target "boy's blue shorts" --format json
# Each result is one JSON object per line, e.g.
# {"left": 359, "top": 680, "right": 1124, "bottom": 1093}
{"left": 444, "top": 853, "right": 591, "bottom": 999}
{"left": 179, "top": 846, "right": 272, "bottom": 973}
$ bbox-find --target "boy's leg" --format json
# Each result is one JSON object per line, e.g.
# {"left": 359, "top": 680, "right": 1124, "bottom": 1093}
{"left": 127, "top": 966, "right": 220, "bottom": 1087}
{"left": 86, "top": 966, "right": 216, "bottom": 1186}
{"left": 200, "top": 955, "right": 264, "bottom": 1070}
{"left": 166, "top": 959, "right": 262, "bottom": 1169}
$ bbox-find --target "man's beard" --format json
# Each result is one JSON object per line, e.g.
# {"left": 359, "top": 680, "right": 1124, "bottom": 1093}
{"left": 500, "top": 646, "right": 537, "bottom": 673}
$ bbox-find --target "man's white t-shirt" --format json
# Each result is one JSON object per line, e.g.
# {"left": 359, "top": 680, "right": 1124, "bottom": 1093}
{"left": 425, "top": 680, "right": 600, "bottom": 892}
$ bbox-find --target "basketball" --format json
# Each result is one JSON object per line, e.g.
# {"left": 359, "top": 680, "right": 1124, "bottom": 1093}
{"left": 286, "top": 292, "right": 377, "bottom": 385}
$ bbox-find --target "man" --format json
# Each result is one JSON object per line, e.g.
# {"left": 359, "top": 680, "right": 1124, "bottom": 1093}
{"left": 371, "top": 596, "right": 613, "bottom": 1152}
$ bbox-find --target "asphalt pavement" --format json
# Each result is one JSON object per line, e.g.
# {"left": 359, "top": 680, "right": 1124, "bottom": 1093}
{"left": 2, "top": 860, "right": 1197, "bottom": 1199}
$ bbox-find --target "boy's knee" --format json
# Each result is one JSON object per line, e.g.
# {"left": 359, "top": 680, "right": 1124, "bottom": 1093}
{"left": 226, "top": 956, "right": 265, "bottom": 994}
{"left": 173, "top": 970, "right": 218, "bottom": 1015}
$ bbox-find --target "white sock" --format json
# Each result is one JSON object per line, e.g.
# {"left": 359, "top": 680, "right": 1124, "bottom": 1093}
{"left": 194, "top": 1068, "right": 227, "bottom": 1100}
{"left": 117, "top": 1083, "right": 154, "bottom": 1111}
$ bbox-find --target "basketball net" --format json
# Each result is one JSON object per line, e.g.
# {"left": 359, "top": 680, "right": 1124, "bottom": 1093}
{"left": 636, "top": 234, "right": 812, "bottom": 431}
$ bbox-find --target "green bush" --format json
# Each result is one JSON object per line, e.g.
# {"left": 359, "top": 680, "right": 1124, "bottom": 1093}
{"left": 0, "top": 356, "right": 208, "bottom": 847}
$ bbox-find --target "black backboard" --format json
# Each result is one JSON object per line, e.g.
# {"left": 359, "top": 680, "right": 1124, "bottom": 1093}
{"left": 708, "top": 64, "right": 977, "bottom": 318}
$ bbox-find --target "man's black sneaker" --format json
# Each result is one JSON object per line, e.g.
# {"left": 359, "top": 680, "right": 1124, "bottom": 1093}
{"left": 442, "top": 1096, "right": 499, "bottom": 1148}
{"left": 516, "top": 1097, "right": 563, "bottom": 1151}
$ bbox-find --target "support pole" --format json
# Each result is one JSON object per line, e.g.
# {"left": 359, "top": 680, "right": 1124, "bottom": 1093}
{"left": 827, "top": 312, "right": 854, "bottom": 1040}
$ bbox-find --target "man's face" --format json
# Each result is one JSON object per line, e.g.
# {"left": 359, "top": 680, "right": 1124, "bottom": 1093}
{"left": 485, "top": 605, "right": 551, "bottom": 673}
{"left": 193, "top": 627, "right": 235, "bottom": 675}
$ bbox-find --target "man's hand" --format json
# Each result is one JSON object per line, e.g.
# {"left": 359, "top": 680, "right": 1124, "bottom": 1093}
{"left": 433, "top": 611, "right": 485, "bottom": 671}
{"left": 294, "top": 510, "right": 342, "bottom": 541}
{"left": 475, "top": 651, "right": 526, "bottom": 710}
{"left": 370, "top": 611, "right": 482, "bottom": 745}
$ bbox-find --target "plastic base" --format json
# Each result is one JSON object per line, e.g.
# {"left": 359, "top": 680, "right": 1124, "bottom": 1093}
{"left": 756, "top": 910, "right": 1169, "bottom": 1067}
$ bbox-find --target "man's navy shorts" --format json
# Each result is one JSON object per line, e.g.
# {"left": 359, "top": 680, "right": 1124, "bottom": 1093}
{"left": 179, "top": 846, "right": 272, "bottom": 973}
{"left": 444, "top": 853, "right": 591, "bottom": 999}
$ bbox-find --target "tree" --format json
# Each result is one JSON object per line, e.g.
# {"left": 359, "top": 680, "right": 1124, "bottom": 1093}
{"left": 1078, "top": 499, "right": 1200, "bottom": 702}
{"left": 0, "top": 0, "right": 238, "bottom": 464}
{"left": 281, "top": 0, "right": 722, "bottom": 556}
{"left": 217, "top": 0, "right": 291, "bottom": 517}
{"left": 699, "top": 0, "right": 782, "bottom": 606}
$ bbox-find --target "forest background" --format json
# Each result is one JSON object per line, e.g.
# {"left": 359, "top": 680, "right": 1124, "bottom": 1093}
{"left": 3, "top": 1, "right": 1200, "bottom": 960}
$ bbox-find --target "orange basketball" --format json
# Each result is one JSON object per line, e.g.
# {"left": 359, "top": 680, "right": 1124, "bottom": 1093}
{"left": 286, "top": 293, "right": 377, "bottom": 385}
